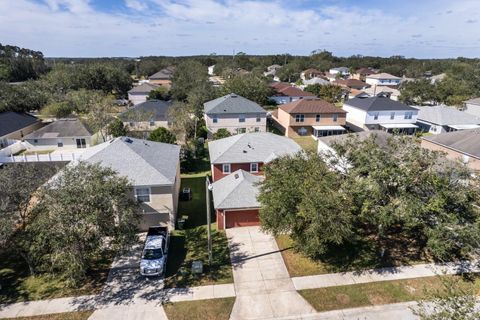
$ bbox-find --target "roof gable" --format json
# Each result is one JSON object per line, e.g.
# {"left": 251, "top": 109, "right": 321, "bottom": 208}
{"left": 204, "top": 93, "right": 266, "bottom": 115}
{"left": 212, "top": 169, "right": 263, "bottom": 209}
{"left": 24, "top": 118, "right": 92, "bottom": 139}
{"left": 128, "top": 82, "right": 159, "bottom": 94}
{"left": 345, "top": 96, "right": 417, "bottom": 112}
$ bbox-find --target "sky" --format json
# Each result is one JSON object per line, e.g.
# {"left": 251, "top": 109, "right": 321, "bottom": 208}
{"left": 0, "top": 0, "right": 480, "bottom": 58}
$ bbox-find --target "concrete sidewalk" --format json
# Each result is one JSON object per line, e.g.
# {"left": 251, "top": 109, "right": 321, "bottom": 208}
{"left": 292, "top": 260, "right": 480, "bottom": 290}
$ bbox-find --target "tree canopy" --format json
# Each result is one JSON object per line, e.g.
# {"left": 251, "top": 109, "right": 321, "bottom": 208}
{"left": 148, "top": 126, "right": 176, "bottom": 144}
{"left": 222, "top": 73, "right": 273, "bottom": 105}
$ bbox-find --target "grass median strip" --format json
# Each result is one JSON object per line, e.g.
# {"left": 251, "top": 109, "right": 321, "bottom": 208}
{"left": 1, "top": 311, "right": 94, "bottom": 320}
{"left": 163, "top": 297, "right": 235, "bottom": 320}
{"left": 298, "top": 275, "right": 480, "bottom": 312}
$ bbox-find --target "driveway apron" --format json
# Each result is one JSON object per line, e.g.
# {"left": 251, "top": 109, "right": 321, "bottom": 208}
{"left": 226, "top": 226, "right": 315, "bottom": 320}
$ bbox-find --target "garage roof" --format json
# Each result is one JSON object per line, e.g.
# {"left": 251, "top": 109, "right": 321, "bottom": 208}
{"left": 212, "top": 170, "right": 263, "bottom": 210}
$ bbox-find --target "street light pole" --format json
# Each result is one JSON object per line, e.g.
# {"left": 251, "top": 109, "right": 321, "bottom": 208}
{"left": 205, "top": 176, "right": 213, "bottom": 265}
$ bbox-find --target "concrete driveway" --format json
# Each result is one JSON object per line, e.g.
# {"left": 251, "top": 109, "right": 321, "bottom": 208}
{"left": 226, "top": 226, "right": 315, "bottom": 320}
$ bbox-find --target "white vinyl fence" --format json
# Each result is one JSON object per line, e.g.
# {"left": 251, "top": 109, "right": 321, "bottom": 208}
{"left": 0, "top": 152, "right": 83, "bottom": 163}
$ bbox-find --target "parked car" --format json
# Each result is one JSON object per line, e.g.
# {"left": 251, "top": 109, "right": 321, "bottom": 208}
{"left": 140, "top": 226, "right": 169, "bottom": 276}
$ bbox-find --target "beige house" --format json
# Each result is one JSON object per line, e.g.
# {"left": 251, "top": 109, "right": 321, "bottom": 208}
{"left": 24, "top": 118, "right": 96, "bottom": 150}
{"left": 148, "top": 66, "right": 175, "bottom": 87}
{"left": 204, "top": 93, "right": 267, "bottom": 137}
{"left": 84, "top": 137, "right": 181, "bottom": 230}
{"left": 120, "top": 99, "right": 171, "bottom": 132}
{"left": 421, "top": 129, "right": 480, "bottom": 171}
{"left": 0, "top": 111, "right": 43, "bottom": 148}
{"left": 272, "top": 99, "right": 347, "bottom": 138}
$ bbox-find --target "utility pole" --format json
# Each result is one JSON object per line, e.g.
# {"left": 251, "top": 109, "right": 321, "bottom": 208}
{"left": 205, "top": 177, "right": 213, "bottom": 265}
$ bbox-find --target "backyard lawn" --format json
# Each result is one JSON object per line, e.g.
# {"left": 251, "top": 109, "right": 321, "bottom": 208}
{"left": 164, "top": 297, "right": 235, "bottom": 320}
{"left": 292, "top": 137, "right": 317, "bottom": 152}
{"left": 164, "top": 174, "right": 233, "bottom": 288}
{"left": 3, "top": 311, "right": 94, "bottom": 320}
{"left": 299, "top": 275, "right": 480, "bottom": 313}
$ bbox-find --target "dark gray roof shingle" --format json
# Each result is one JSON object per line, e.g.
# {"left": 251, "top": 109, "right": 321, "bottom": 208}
{"left": 345, "top": 96, "right": 417, "bottom": 112}
{"left": 128, "top": 82, "right": 159, "bottom": 94}
{"left": 24, "top": 118, "right": 92, "bottom": 139}
{"left": 0, "top": 112, "right": 39, "bottom": 137}
{"left": 204, "top": 93, "right": 266, "bottom": 115}
{"left": 119, "top": 100, "right": 172, "bottom": 122}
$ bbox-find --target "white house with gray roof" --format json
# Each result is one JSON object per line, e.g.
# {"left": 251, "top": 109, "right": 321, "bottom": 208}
{"left": 83, "top": 137, "right": 181, "bottom": 230}
{"left": 204, "top": 93, "right": 267, "bottom": 137}
{"left": 463, "top": 98, "right": 480, "bottom": 118}
{"left": 128, "top": 82, "right": 160, "bottom": 105}
{"left": 343, "top": 96, "right": 419, "bottom": 134}
{"left": 415, "top": 105, "right": 480, "bottom": 134}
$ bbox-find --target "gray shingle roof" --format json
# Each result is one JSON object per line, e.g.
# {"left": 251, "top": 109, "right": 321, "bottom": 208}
{"left": 318, "top": 130, "right": 391, "bottom": 149}
{"left": 119, "top": 100, "right": 172, "bottom": 122}
{"left": 83, "top": 137, "right": 180, "bottom": 186}
{"left": 24, "top": 118, "right": 92, "bottom": 139}
{"left": 212, "top": 170, "right": 263, "bottom": 209}
{"left": 345, "top": 96, "right": 417, "bottom": 112}
{"left": 149, "top": 67, "right": 174, "bottom": 80}
{"left": 0, "top": 112, "right": 39, "bottom": 137}
{"left": 204, "top": 93, "right": 266, "bottom": 115}
{"left": 208, "top": 132, "right": 302, "bottom": 164}
{"left": 128, "top": 82, "right": 159, "bottom": 94}
{"left": 416, "top": 105, "right": 480, "bottom": 126}
{"left": 423, "top": 129, "right": 480, "bottom": 159}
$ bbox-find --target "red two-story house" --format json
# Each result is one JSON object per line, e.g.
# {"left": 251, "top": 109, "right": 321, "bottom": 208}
{"left": 208, "top": 132, "right": 302, "bottom": 229}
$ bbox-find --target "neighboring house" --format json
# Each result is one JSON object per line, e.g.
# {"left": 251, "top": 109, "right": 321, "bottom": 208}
{"left": 364, "top": 86, "right": 401, "bottom": 101}
{"left": 352, "top": 68, "right": 377, "bottom": 81}
{"left": 24, "top": 118, "right": 96, "bottom": 150}
{"left": 323, "top": 73, "right": 338, "bottom": 82}
{"left": 343, "top": 96, "right": 419, "bottom": 134}
{"left": 83, "top": 137, "right": 181, "bottom": 230}
{"left": 148, "top": 66, "right": 175, "bottom": 87}
{"left": 269, "top": 85, "right": 316, "bottom": 105}
{"left": 333, "top": 79, "right": 371, "bottom": 90}
{"left": 212, "top": 169, "right": 263, "bottom": 229}
{"left": 272, "top": 99, "right": 347, "bottom": 138}
{"left": 0, "top": 111, "right": 43, "bottom": 148}
{"left": 348, "top": 89, "right": 369, "bottom": 100}
{"left": 302, "top": 77, "right": 330, "bottom": 88}
{"left": 128, "top": 82, "right": 160, "bottom": 105}
{"left": 365, "top": 73, "right": 402, "bottom": 86}
{"left": 329, "top": 67, "right": 350, "bottom": 77}
{"left": 463, "top": 98, "right": 480, "bottom": 117}
{"left": 301, "top": 68, "right": 323, "bottom": 80}
{"left": 119, "top": 99, "right": 172, "bottom": 132}
{"left": 208, "top": 65, "right": 215, "bottom": 76}
{"left": 415, "top": 105, "right": 480, "bottom": 134}
{"left": 204, "top": 93, "right": 267, "bottom": 137}
{"left": 421, "top": 129, "right": 480, "bottom": 171}
{"left": 208, "top": 132, "right": 302, "bottom": 182}
{"left": 318, "top": 130, "right": 391, "bottom": 156}
{"left": 264, "top": 64, "right": 282, "bottom": 80}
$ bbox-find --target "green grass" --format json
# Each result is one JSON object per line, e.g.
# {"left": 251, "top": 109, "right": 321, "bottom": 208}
{"left": 299, "top": 275, "right": 480, "bottom": 313}
{"left": 164, "top": 175, "right": 233, "bottom": 288}
{"left": 0, "top": 249, "right": 114, "bottom": 304}
{"left": 292, "top": 137, "right": 317, "bottom": 152}
{"left": 276, "top": 235, "right": 428, "bottom": 277}
{"left": 0, "top": 311, "right": 94, "bottom": 320}
{"left": 164, "top": 297, "right": 235, "bottom": 320}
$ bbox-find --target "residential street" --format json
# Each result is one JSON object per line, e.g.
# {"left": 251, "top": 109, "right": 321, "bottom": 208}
{"left": 226, "top": 226, "right": 315, "bottom": 320}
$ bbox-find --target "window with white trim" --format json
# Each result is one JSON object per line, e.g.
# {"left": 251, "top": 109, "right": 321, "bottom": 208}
{"left": 212, "top": 115, "right": 218, "bottom": 123}
{"left": 222, "top": 163, "right": 231, "bottom": 174}
{"left": 390, "top": 112, "right": 395, "bottom": 120}
{"left": 315, "top": 114, "right": 321, "bottom": 122}
{"left": 239, "top": 114, "right": 246, "bottom": 122}
{"left": 333, "top": 114, "right": 338, "bottom": 122}
{"left": 254, "top": 127, "right": 260, "bottom": 132}
{"left": 256, "top": 115, "right": 261, "bottom": 122}
{"left": 373, "top": 112, "right": 379, "bottom": 120}
{"left": 250, "top": 163, "right": 258, "bottom": 173}
{"left": 135, "top": 187, "right": 151, "bottom": 203}
{"left": 295, "top": 114, "right": 305, "bottom": 122}
{"left": 404, "top": 112, "right": 413, "bottom": 120}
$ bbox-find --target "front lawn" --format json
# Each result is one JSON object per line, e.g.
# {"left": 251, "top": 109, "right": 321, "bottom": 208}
{"left": 164, "top": 175, "right": 233, "bottom": 288}
{"left": 276, "top": 234, "right": 428, "bottom": 277}
{"left": 3, "top": 311, "right": 94, "bottom": 320}
{"left": 0, "top": 249, "right": 114, "bottom": 304}
{"left": 299, "top": 275, "right": 480, "bottom": 313}
{"left": 164, "top": 297, "right": 235, "bottom": 320}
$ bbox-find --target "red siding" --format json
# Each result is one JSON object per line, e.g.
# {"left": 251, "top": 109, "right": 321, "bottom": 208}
{"left": 216, "top": 209, "right": 225, "bottom": 230}
{"left": 212, "top": 163, "right": 264, "bottom": 182}
{"left": 224, "top": 209, "right": 260, "bottom": 229}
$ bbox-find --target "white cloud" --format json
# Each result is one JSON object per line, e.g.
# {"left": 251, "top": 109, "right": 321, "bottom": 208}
{"left": 0, "top": 0, "right": 479, "bottom": 58}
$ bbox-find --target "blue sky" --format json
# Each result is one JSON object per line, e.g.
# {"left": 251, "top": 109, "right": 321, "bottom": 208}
{"left": 0, "top": 0, "right": 479, "bottom": 58}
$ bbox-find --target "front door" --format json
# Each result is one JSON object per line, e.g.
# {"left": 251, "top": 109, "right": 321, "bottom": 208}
{"left": 76, "top": 138, "right": 87, "bottom": 148}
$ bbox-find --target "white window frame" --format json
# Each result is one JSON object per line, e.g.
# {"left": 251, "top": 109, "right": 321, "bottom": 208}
{"left": 135, "top": 187, "right": 151, "bottom": 203}
{"left": 404, "top": 112, "right": 413, "bottom": 120}
{"left": 239, "top": 114, "right": 246, "bottom": 123}
{"left": 222, "top": 163, "right": 231, "bottom": 174}
{"left": 254, "top": 127, "right": 260, "bottom": 132}
{"left": 256, "top": 115, "right": 261, "bottom": 122}
{"left": 333, "top": 114, "right": 338, "bottom": 122}
{"left": 373, "top": 112, "right": 379, "bottom": 120}
{"left": 315, "top": 114, "right": 321, "bottom": 122}
{"left": 390, "top": 112, "right": 395, "bottom": 120}
{"left": 212, "top": 115, "right": 218, "bottom": 123}
{"left": 250, "top": 163, "right": 258, "bottom": 173}
{"left": 295, "top": 114, "right": 305, "bottom": 123}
